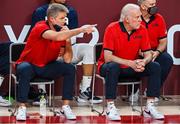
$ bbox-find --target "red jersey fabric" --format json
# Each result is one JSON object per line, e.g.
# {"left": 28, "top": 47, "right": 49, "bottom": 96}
{"left": 141, "top": 13, "right": 167, "bottom": 49}
{"left": 17, "top": 21, "right": 66, "bottom": 67}
{"left": 97, "top": 21, "right": 151, "bottom": 72}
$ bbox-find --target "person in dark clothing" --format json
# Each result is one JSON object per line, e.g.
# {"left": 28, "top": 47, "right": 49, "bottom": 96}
{"left": 0, "top": 41, "right": 12, "bottom": 106}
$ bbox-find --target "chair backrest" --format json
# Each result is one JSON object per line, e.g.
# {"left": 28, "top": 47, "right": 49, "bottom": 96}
{"left": 94, "top": 43, "right": 103, "bottom": 63}
{"left": 10, "top": 43, "right": 26, "bottom": 63}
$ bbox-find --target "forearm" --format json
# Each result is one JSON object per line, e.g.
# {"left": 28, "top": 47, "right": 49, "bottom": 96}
{"left": 143, "top": 51, "right": 153, "bottom": 64}
{"left": 43, "top": 24, "right": 95, "bottom": 42}
{"left": 104, "top": 53, "right": 130, "bottom": 67}
{"left": 156, "top": 38, "right": 167, "bottom": 53}
{"left": 63, "top": 40, "right": 73, "bottom": 63}
{"left": 55, "top": 28, "right": 84, "bottom": 41}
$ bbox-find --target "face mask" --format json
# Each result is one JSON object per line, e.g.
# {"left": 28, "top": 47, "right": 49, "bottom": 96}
{"left": 53, "top": 24, "right": 62, "bottom": 32}
{"left": 147, "top": 6, "right": 158, "bottom": 15}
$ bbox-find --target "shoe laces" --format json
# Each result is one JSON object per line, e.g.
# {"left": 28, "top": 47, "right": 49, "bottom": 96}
{"left": 17, "top": 106, "right": 26, "bottom": 116}
{"left": 83, "top": 87, "right": 92, "bottom": 98}
{"left": 108, "top": 104, "right": 119, "bottom": 114}
{"left": 148, "top": 103, "right": 161, "bottom": 115}
{"left": 63, "top": 105, "right": 74, "bottom": 115}
{"left": 87, "top": 87, "right": 92, "bottom": 94}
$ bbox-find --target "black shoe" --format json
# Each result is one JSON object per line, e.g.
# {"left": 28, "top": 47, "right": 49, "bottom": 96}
{"left": 32, "top": 89, "right": 48, "bottom": 106}
{"left": 78, "top": 87, "right": 102, "bottom": 104}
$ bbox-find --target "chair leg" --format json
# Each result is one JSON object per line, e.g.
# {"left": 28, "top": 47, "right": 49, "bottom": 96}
{"left": 8, "top": 73, "right": 12, "bottom": 115}
{"left": 160, "top": 85, "right": 172, "bottom": 101}
{"left": 131, "top": 82, "right": 142, "bottom": 114}
{"left": 131, "top": 83, "right": 134, "bottom": 106}
{"left": 49, "top": 84, "right": 52, "bottom": 106}
{"left": 90, "top": 70, "right": 95, "bottom": 112}
{"left": 50, "top": 83, "right": 56, "bottom": 116}
{"left": 8, "top": 81, "right": 18, "bottom": 116}
{"left": 140, "top": 81, "right": 143, "bottom": 115}
{"left": 91, "top": 75, "right": 104, "bottom": 116}
{"left": 73, "top": 70, "right": 78, "bottom": 102}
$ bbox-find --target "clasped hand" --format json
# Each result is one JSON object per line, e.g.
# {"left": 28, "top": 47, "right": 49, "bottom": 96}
{"left": 133, "top": 59, "right": 145, "bottom": 72}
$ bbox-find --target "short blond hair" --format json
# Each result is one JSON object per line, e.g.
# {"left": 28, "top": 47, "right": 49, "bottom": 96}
{"left": 47, "top": 3, "right": 69, "bottom": 18}
{"left": 137, "top": 0, "right": 146, "bottom": 5}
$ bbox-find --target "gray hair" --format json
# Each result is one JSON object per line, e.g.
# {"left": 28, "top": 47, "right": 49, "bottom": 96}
{"left": 119, "top": 3, "right": 140, "bottom": 22}
{"left": 47, "top": 3, "right": 69, "bottom": 18}
{"left": 137, "top": 0, "right": 146, "bottom": 5}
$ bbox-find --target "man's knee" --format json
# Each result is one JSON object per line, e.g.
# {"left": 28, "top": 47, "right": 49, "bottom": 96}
{"left": 158, "top": 52, "right": 173, "bottom": 65}
{"left": 17, "top": 62, "right": 33, "bottom": 75}
{"left": 105, "top": 62, "right": 120, "bottom": 74}
{"left": 147, "top": 62, "right": 161, "bottom": 74}
{"left": 164, "top": 53, "right": 173, "bottom": 66}
{"left": 64, "top": 63, "right": 76, "bottom": 75}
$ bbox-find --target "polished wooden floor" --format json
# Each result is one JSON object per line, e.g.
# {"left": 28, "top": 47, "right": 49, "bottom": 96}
{"left": 0, "top": 95, "right": 179, "bottom": 123}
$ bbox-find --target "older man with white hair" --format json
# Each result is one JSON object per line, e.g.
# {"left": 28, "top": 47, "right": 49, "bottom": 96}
{"left": 98, "top": 3, "right": 164, "bottom": 120}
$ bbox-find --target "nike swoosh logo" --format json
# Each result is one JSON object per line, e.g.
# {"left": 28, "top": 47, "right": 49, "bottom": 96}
{"left": 144, "top": 110, "right": 151, "bottom": 115}
{"left": 60, "top": 111, "right": 64, "bottom": 114}
{"left": 106, "top": 112, "right": 110, "bottom": 115}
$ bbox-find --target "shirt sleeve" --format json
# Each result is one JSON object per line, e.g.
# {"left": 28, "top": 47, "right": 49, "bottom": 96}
{"left": 141, "top": 28, "right": 151, "bottom": 52}
{"left": 61, "top": 41, "right": 66, "bottom": 47}
{"left": 31, "top": 22, "right": 50, "bottom": 39}
{"left": 103, "top": 26, "right": 115, "bottom": 52}
{"left": 158, "top": 16, "right": 167, "bottom": 40}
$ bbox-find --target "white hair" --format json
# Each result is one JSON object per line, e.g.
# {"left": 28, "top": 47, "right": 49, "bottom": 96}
{"left": 119, "top": 3, "right": 140, "bottom": 22}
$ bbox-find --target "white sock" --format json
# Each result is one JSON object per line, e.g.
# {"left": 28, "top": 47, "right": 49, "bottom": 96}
{"left": 80, "top": 76, "right": 92, "bottom": 92}
{"left": 38, "top": 85, "right": 46, "bottom": 93}
{"left": 147, "top": 99, "right": 155, "bottom": 106}
{"left": 62, "top": 105, "right": 69, "bottom": 110}
{"left": 107, "top": 101, "right": 115, "bottom": 108}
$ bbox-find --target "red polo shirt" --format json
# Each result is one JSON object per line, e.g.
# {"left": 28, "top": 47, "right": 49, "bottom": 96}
{"left": 17, "top": 21, "right": 66, "bottom": 67}
{"left": 141, "top": 13, "right": 167, "bottom": 49}
{"left": 97, "top": 21, "right": 151, "bottom": 72}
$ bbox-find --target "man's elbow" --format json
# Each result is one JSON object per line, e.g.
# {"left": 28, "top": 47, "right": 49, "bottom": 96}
{"left": 63, "top": 54, "right": 72, "bottom": 63}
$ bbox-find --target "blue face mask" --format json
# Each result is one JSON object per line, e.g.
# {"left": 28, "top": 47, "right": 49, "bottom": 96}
{"left": 148, "top": 6, "right": 158, "bottom": 15}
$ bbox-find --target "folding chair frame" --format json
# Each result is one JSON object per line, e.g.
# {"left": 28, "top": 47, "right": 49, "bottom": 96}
{"left": 91, "top": 43, "right": 143, "bottom": 116}
{"left": 8, "top": 43, "right": 56, "bottom": 116}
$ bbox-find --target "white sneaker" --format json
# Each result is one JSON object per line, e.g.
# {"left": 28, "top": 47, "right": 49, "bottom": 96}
{"left": 129, "top": 89, "right": 139, "bottom": 102}
{"left": 16, "top": 106, "right": 27, "bottom": 121}
{"left": 0, "top": 96, "right": 11, "bottom": 106}
{"left": 154, "top": 97, "right": 159, "bottom": 102}
{"left": 76, "top": 97, "right": 89, "bottom": 106}
{"left": 61, "top": 105, "right": 76, "bottom": 120}
{"left": 143, "top": 102, "right": 164, "bottom": 119}
{"left": 153, "top": 97, "right": 160, "bottom": 105}
{"left": 106, "top": 104, "right": 121, "bottom": 121}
